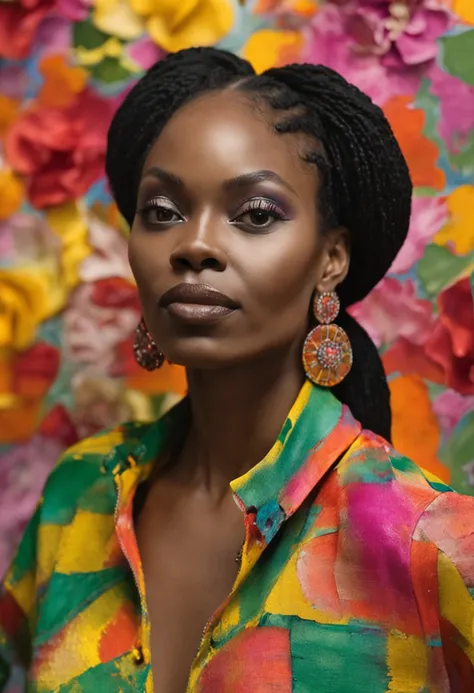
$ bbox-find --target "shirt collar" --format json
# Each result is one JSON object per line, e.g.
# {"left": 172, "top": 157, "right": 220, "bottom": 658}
{"left": 105, "top": 381, "right": 361, "bottom": 542}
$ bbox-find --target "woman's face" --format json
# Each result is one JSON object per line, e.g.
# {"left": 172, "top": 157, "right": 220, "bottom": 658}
{"left": 129, "top": 90, "right": 349, "bottom": 369}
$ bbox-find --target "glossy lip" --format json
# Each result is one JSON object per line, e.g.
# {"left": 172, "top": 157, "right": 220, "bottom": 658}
{"left": 158, "top": 283, "right": 239, "bottom": 325}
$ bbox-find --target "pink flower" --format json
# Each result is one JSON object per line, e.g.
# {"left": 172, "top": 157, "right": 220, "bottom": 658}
{"left": 0, "top": 436, "right": 63, "bottom": 576}
{"left": 304, "top": 3, "right": 419, "bottom": 104}
{"left": 127, "top": 36, "right": 165, "bottom": 70}
{"left": 64, "top": 281, "right": 139, "bottom": 375}
{"left": 80, "top": 215, "right": 131, "bottom": 283}
{"left": 349, "top": 277, "right": 434, "bottom": 348}
{"left": 0, "top": 213, "right": 60, "bottom": 268}
{"left": 389, "top": 196, "right": 448, "bottom": 275}
{"left": 433, "top": 389, "right": 474, "bottom": 437}
{"left": 344, "top": 0, "right": 451, "bottom": 68}
{"left": 429, "top": 63, "right": 474, "bottom": 150}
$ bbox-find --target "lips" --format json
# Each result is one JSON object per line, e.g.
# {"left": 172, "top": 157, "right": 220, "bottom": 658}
{"left": 159, "top": 283, "right": 239, "bottom": 325}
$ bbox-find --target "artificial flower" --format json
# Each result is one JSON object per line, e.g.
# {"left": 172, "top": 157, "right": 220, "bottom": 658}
{"left": 5, "top": 89, "right": 114, "bottom": 209}
{"left": 70, "top": 372, "right": 153, "bottom": 439}
{"left": 383, "top": 94, "right": 446, "bottom": 190}
{"left": 453, "top": 0, "right": 474, "bottom": 23}
{"left": 304, "top": 3, "right": 413, "bottom": 105}
{"left": 0, "top": 96, "right": 20, "bottom": 137}
{"left": 344, "top": 0, "right": 451, "bottom": 68}
{"left": 92, "top": 0, "right": 146, "bottom": 40}
{"left": 74, "top": 35, "right": 124, "bottom": 67}
{"left": 254, "top": 0, "right": 318, "bottom": 17}
{"left": 129, "top": 0, "right": 234, "bottom": 53}
{"left": 80, "top": 214, "right": 131, "bottom": 283}
{"left": 46, "top": 202, "right": 93, "bottom": 291}
{"left": 0, "top": 212, "right": 61, "bottom": 271}
{"left": 0, "top": 269, "right": 57, "bottom": 350}
{"left": 126, "top": 35, "right": 165, "bottom": 70}
{"left": 11, "top": 341, "right": 60, "bottom": 399}
{"left": 243, "top": 29, "right": 304, "bottom": 73}
{"left": 0, "top": 212, "right": 69, "bottom": 320}
{"left": 425, "top": 277, "right": 474, "bottom": 395}
{"left": 389, "top": 374, "right": 449, "bottom": 482}
{"left": 0, "top": 169, "right": 24, "bottom": 221}
{"left": 389, "top": 195, "right": 448, "bottom": 274}
{"left": 434, "top": 185, "right": 474, "bottom": 255}
{"left": 432, "top": 389, "right": 474, "bottom": 437}
{"left": 0, "top": 0, "right": 57, "bottom": 60}
{"left": 38, "top": 55, "right": 88, "bottom": 108}
{"left": 349, "top": 278, "right": 434, "bottom": 348}
{"left": 38, "top": 404, "right": 79, "bottom": 448}
{"left": 0, "top": 435, "right": 63, "bottom": 574}
{"left": 0, "top": 66, "right": 28, "bottom": 101}
{"left": 429, "top": 64, "right": 474, "bottom": 148}
{"left": 63, "top": 281, "right": 140, "bottom": 375}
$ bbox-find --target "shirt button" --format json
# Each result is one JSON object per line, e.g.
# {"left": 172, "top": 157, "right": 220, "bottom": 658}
{"left": 131, "top": 646, "right": 145, "bottom": 665}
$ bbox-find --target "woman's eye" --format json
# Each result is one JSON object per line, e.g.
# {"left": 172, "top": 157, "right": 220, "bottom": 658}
{"left": 137, "top": 198, "right": 183, "bottom": 226}
{"left": 233, "top": 199, "right": 286, "bottom": 231}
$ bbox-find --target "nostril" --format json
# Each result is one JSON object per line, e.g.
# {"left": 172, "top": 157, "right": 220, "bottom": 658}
{"left": 202, "top": 257, "right": 222, "bottom": 271}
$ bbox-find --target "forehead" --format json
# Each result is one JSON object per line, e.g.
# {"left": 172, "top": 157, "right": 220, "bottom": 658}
{"left": 142, "top": 90, "right": 317, "bottom": 191}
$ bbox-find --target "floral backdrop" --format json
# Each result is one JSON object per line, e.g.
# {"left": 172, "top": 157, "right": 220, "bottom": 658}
{"left": 0, "top": 0, "right": 474, "bottom": 576}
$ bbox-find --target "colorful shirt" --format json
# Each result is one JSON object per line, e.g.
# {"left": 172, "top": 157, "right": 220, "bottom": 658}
{"left": 1, "top": 381, "right": 474, "bottom": 692}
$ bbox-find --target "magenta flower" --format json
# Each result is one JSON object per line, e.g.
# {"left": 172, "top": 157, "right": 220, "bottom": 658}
{"left": 433, "top": 390, "right": 474, "bottom": 437}
{"left": 389, "top": 195, "right": 448, "bottom": 275}
{"left": 343, "top": 0, "right": 451, "bottom": 68}
{"left": 349, "top": 277, "right": 434, "bottom": 348}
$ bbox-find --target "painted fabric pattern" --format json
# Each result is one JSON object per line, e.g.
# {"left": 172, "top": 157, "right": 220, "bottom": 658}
{"left": 1, "top": 382, "right": 473, "bottom": 691}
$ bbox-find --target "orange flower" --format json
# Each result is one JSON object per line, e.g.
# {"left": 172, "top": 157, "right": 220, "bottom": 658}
{"left": 383, "top": 95, "right": 446, "bottom": 191}
{"left": 38, "top": 56, "right": 88, "bottom": 109}
{"left": 390, "top": 375, "right": 449, "bottom": 483}
{"left": 0, "top": 169, "right": 24, "bottom": 221}
{"left": 243, "top": 29, "right": 304, "bottom": 74}
{"left": 0, "top": 96, "right": 20, "bottom": 138}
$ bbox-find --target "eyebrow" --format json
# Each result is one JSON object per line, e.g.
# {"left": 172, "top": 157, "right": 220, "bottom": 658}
{"left": 143, "top": 167, "right": 297, "bottom": 196}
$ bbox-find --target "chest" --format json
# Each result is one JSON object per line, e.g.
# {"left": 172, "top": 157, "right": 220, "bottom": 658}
{"left": 134, "top": 483, "right": 244, "bottom": 693}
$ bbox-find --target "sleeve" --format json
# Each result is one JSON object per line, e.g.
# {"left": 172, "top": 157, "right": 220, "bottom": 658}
{"left": 412, "top": 491, "right": 474, "bottom": 691}
{"left": 0, "top": 506, "right": 41, "bottom": 692}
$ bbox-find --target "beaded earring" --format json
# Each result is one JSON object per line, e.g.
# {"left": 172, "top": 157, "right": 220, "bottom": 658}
{"left": 133, "top": 317, "right": 164, "bottom": 371}
{"left": 302, "top": 291, "right": 352, "bottom": 387}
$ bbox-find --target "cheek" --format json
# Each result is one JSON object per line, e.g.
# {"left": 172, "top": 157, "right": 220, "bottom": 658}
{"left": 243, "top": 227, "right": 321, "bottom": 324}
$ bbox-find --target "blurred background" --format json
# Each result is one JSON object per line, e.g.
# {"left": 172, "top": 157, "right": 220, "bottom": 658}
{"left": 0, "top": 0, "right": 473, "bottom": 576}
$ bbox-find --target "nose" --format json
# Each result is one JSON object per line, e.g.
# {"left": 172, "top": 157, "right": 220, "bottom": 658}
{"left": 169, "top": 216, "right": 227, "bottom": 273}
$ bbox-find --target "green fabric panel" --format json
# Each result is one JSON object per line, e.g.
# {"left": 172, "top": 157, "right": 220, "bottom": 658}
{"left": 35, "top": 568, "right": 126, "bottom": 645}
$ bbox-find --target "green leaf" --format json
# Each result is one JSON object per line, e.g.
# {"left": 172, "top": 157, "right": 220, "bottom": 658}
{"left": 91, "top": 56, "right": 131, "bottom": 84}
{"left": 417, "top": 244, "right": 474, "bottom": 298}
{"left": 441, "top": 412, "right": 474, "bottom": 495}
{"left": 448, "top": 129, "right": 474, "bottom": 173}
{"left": 73, "top": 18, "right": 110, "bottom": 50}
{"left": 439, "top": 30, "right": 474, "bottom": 86}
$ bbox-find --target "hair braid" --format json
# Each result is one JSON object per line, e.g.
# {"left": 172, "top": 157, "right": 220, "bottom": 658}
{"left": 106, "top": 48, "right": 413, "bottom": 441}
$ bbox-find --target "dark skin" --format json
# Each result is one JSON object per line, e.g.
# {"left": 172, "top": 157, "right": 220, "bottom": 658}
{"left": 129, "top": 90, "right": 350, "bottom": 693}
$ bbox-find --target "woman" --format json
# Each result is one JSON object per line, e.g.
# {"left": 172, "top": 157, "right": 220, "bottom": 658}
{"left": 1, "top": 47, "right": 473, "bottom": 693}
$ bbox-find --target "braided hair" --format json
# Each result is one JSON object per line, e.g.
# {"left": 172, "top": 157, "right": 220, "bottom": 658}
{"left": 106, "top": 47, "right": 413, "bottom": 441}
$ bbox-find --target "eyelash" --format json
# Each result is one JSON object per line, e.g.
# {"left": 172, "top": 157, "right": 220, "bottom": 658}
{"left": 136, "top": 196, "right": 288, "bottom": 230}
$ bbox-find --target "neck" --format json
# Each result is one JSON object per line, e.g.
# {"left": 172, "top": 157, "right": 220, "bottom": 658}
{"left": 180, "top": 343, "right": 305, "bottom": 497}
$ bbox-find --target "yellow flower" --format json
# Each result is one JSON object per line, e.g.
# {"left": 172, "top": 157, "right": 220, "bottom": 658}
{"left": 453, "top": 0, "right": 474, "bottom": 24}
{"left": 93, "top": 0, "right": 146, "bottom": 40}
{"left": 434, "top": 185, "right": 474, "bottom": 255}
{"left": 0, "top": 168, "right": 24, "bottom": 221}
{"left": 46, "top": 202, "right": 92, "bottom": 291}
{"left": 243, "top": 28, "right": 303, "bottom": 74}
{"left": 130, "top": 0, "right": 234, "bottom": 52}
{"left": 0, "top": 269, "right": 52, "bottom": 350}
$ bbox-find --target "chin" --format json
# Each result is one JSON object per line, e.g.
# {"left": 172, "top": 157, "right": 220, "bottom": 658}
{"left": 164, "top": 339, "right": 251, "bottom": 371}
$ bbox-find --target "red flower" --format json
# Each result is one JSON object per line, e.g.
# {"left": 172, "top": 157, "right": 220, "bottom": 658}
{"left": 5, "top": 90, "right": 114, "bottom": 209}
{"left": 11, "top": 341, "right": 60, "bottom": 398}
{"left": 0, "top": 0, "right": 56, "bottom": 60}
{"left": 425, "top": 278, "right": 474, "bottom": 395}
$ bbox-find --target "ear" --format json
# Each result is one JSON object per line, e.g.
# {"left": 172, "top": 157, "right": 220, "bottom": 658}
{"left": 316, "top": 227, "right": 350, "bottom": 293}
